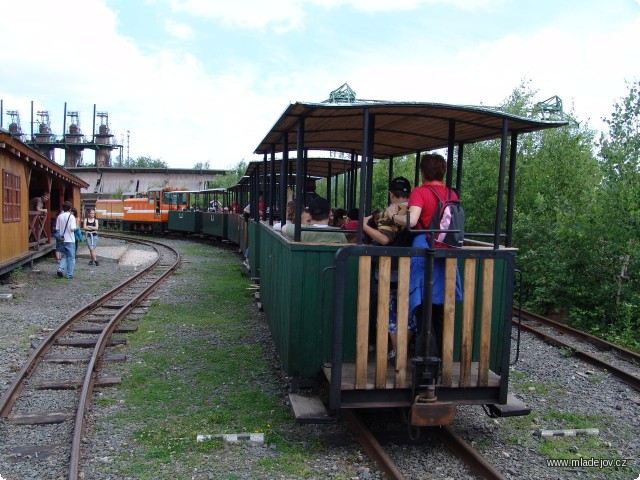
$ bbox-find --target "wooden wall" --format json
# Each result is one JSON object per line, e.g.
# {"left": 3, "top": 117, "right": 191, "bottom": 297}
{"left": 0, "top": 153, "right": 29, "bottom": 264}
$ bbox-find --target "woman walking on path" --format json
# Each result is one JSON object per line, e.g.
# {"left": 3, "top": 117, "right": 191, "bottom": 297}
{"left": 83, "top": 209, "right": 100, "bottom": 266}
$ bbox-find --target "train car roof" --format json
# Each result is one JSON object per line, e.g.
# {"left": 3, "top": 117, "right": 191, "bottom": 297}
{"left": 242, "top": 157, "right": 361, "bottom": 181}
{"left": 164, "top": 188, "right": 227, "bottom": 194}
{"left": 254, "top": 101, "right": 569, "bottom": 157}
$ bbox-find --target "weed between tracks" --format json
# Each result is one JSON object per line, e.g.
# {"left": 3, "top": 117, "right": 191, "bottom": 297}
{"left": 494, "top": 370, "right": 637, "bottom": 478}
{"left": 88, "top": 243, "right": 358, "bottom": 479}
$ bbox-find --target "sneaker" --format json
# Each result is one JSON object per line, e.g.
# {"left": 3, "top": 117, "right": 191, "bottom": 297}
{"left": 57, "top": 271, "right": 63, "bottom": 278}
{"left": 388, "top": 349, "right": 396, "bottom": 361}
{"left": 89, "top": 260, "right": 94, "bottom": 265}
{"left": 94, "top": 261, "right": 99, "bottom": 266}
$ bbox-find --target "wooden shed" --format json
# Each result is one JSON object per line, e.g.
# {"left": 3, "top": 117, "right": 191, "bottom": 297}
{"left": 1, "top": 129, "right": 88, "bottom": 276}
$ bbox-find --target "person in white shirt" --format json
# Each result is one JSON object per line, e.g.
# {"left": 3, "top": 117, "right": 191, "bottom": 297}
{"left": 55, "top": 201, "right": 78, "bottom": 279}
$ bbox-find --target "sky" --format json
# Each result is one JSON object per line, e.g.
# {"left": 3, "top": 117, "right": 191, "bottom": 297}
{"left": 1, "top": 0, "right": 639, "bottom": 171}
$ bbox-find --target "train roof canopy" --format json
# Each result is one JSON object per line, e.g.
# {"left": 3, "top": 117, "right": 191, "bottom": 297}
{"left": 242, "top": 157, "right": 360, "bottom": 182}
{"left": 254, "top": 101, "right": 569, "bottom": 157}
{"left": 164, "top": 188, "right": 227, "bottom": 194}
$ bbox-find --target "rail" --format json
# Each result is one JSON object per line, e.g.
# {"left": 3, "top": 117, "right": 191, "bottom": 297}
{"left": 344, "top": 410, "right": 507, "bottom": 480}
{"left": 516, "top": 309, "right": 640, "bottom": 364}
{"left": 514, "top": 309, "right": 640, "bottom": 392}
{"left": 0, "top": 235, "right": 180, "bottom": 480}
{"left": 69, "top": 235, "right": 181, "bottom": 480}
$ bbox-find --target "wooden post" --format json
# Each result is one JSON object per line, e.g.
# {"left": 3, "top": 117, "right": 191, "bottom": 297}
{"left": 441, "top": 258, "right": 457, "bottom": 386}
{"left": 375, "top": 256, "right": 391, "bottom": 388}
{"left": 395, "top": 257, "right": 410, "bottom": 387}
{"left": 355, "top": 256, "right": 371, "bottom": 389}
{"left": 460, "top": 258, "right": 476, "bottom": 387}
{"left": 478, "top": 259, "right": 494, "bottom": 386}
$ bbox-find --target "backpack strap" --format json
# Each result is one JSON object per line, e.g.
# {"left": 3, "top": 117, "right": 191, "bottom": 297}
{"left": 425, "top": 184, "right": 442, "bottom": 203}
{"left": 425, "top": 184, "right": 455, "bottom": 202}
{"left": 61, "top": 214, "right": 71, "bottom": 238}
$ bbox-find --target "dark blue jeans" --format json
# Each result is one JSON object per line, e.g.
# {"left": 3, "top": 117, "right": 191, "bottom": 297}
{"left": 58, "top": 242, "right": 76, "bottom": 278}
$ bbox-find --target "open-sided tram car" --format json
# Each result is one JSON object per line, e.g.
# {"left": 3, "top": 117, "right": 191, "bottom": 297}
{"left": 240, "top": 156, "right": 362, "bottom": 279}
{"left": 246, "top": 101, "right": 567, "bottom": 427}
{"left": 167, "top": 188, "right": 230, "bottom": 235}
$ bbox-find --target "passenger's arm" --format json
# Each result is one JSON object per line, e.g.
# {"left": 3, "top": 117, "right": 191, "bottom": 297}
{"left": 385, "top": 205, "right": 421, "bottom": 228}
{"left": 362, "top": 216, "right": 390, "bottom": 245}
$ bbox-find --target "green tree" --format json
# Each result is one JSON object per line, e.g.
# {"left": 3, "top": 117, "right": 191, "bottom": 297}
{"left": 460, "top": 82, "right": 601, "bottom": 321}
{"left": 193, "top": 161, "right": 211, "bottom": 170}
{"left": 588, "top": 80, "right": 640, "bottom": 345}
{"left": 207, "top": 160, "right": 247, "bottom": 189}
{"left": 315, "top": 155, "right": 417, "bottom": 211}
{"left": 123, "top": 156, "right": 168, "bottom": 168}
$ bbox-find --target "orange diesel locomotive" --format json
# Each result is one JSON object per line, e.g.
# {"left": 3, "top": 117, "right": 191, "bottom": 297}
{"left": 95, "top": 199, "right": 125, "bottom": 230}
{"left": 95, "top": 187, "right": 188, "bottom": 233}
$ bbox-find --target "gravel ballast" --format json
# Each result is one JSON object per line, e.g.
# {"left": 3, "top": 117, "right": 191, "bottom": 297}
{"left": 0, "top": 236, "right": 638, "bottom": 479}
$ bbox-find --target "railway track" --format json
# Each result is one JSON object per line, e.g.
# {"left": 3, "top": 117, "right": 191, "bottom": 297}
{"left": 344, "top": 410, "right": 507, "bottom": 479}
{"left": 513, "top": 308, "right": 640, "bottom": 391}
{"left": 0, "top": 235, "right": 180, "bottom": 480}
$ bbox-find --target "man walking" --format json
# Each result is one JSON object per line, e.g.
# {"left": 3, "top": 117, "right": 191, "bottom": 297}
{"left": 55, "top": 201, "right": 77, "bottom": 279}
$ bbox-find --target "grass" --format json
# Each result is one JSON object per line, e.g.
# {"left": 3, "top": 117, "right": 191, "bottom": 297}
{"left": 497, "top": 411, "right": 637, "bottom": 478}
{"left": 19, "top": 325, "right": 41, "bottom": 349}
{"left": 90, "top": 242, "right": 353, "bottom": 479}
{"left": 559, "top": 346, "right": 575, "bottom": 357}
{"left": 497, "top": 370, "right": 639, "bottom": 479}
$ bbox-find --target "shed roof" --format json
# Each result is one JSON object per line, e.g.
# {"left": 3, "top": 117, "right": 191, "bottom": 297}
{"left": 254, "top": 101, "right": 568, "bottom": 157}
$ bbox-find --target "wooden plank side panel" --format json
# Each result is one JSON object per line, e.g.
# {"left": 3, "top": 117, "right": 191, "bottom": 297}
{"left": 300, "top": 250, "right": 321, "bottom": 378}
{"left": 0, "top": 155, "right": 29, "bottom": 263}
{"left": 460, "top": 258, "right": 476, "bottom": 387}
{"left": 394, "top": 256, "right": 410, "bottom": 388}
{"left": 479, "top": 259, "right": 494, "bottom": 386}
{"left": 441, "top": 258, "right": 457, "bottom": 386}
{"left": 355, "top": 256, "right": 371, "bottom": 389}
{"left": 375, "top": 256, "right": 391, "bottom": 388}
{"left": 261, "top": 231, "right": 292, "bottom": 372}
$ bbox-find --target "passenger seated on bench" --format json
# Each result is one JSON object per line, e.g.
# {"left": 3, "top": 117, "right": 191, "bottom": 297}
{"left": 343, "top": 208, "right": 360, "bottom": 243}
{"left": 273, "top": 201, "right": 295, "bottom": 233}
{"left": 363, "top": 177, "right": 415, "bottom": 359}
{"left": 282, "top": 197, "right": 347, "bottom": 243}
{"left": 363, "top": 209, "right": 382, "bottom": 244}
{"left": 330, "top": 208, "right": 347, "bottom": 229}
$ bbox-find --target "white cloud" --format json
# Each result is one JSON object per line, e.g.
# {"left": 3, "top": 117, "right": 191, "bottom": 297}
{"left": 168, "top": 0, "right": 305, "bottom": 32}
{"left": 3, "top": 0, "right": 638, "bottom": 170}
{"left": 314, "top": 0, "right": 507, "bottom": 12}
{"left": 165, "top": 0, "right": 504, "bottom": 32}
{"left": 165, "top": 19, "right": 195, "bottom": 40}
{"left": 314, "top": 13, "right": 640, "bottom": 136}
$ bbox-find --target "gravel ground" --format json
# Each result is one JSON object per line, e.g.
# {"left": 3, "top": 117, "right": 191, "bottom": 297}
{"left": 1, "top": 237, "right": 638, "bottom": 480}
